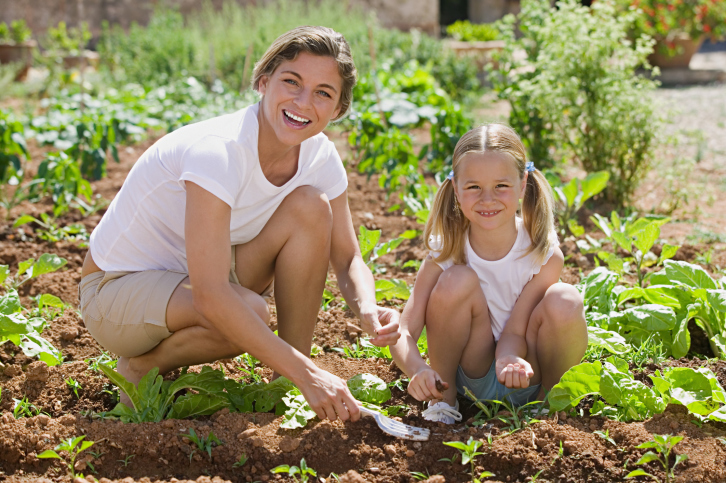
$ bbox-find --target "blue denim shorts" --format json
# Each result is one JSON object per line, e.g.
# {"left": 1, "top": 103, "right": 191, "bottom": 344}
{"left": 456, "top": 359, "right": 542, "bottom": 407}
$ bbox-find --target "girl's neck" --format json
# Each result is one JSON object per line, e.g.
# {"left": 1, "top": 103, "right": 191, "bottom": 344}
{"left": 468, "top": 216, "right": 519, "bottom": 262}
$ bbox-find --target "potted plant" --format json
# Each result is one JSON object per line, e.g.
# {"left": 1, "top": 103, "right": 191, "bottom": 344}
{"left": 618, "top": 0, "right": 726, "bottom": 68}
{"left": 443, "top": 20, "right": 505, "bottom": 71}
{"left": 42, "top": 21, "right": 99, "bottom": 70}
{"left": 0, "top": 20, "right": 36, "bottom": 79}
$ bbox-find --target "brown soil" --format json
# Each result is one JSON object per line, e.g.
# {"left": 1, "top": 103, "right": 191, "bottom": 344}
{"left": 1, "top": 129, "right": 726, "bottom": 483}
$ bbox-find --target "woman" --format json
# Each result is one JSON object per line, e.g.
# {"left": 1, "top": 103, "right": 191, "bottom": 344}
{"left": 79, "top": 26, "right": 400, "bottom": 423}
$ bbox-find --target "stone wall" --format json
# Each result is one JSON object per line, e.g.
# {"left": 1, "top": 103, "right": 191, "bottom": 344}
{"left": 468, "top": 0, "right": 521, "bottom": 24}
{"left": 0, "top": 0, "right": 439, "bottom": 38}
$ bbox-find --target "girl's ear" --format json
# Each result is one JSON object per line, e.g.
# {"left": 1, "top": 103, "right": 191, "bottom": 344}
{"left": 520, "top": 171, "right": 529, "bottom": 199}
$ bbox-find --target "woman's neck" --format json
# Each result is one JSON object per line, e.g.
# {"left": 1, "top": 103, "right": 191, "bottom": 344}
{"left": 257, "top": 107, "right": 300, "bottom": 186}
{"left": 467, "top": 217, "right": 519, "bottom": 261}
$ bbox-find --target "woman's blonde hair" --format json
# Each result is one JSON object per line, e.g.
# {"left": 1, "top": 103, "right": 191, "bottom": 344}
{"left": 424, "top": 124, "right": 556, "bottom": 266}
{"left": 252, "top": 26, "right": 357, "bottom": 121}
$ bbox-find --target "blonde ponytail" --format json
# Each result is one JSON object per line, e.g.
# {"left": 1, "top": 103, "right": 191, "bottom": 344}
{"left": 424, "top": 124, "right": 556, "bottom": 267}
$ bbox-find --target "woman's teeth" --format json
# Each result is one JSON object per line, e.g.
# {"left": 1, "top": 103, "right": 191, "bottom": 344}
{"left": 284, "top": 110, "right": 311, "bottom": 124}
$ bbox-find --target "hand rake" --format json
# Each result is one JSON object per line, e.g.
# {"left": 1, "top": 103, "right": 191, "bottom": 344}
{"left": 359, "top": 405, "right": 430, "bottom": 441}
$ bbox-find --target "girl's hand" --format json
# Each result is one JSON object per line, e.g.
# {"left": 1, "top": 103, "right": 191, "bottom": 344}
{"left": 359, "top": 302, "right": 401, "bottom": 347}
{"left": 496, "top": 355, "right": 534, "bottom": 389}
{"left": 408, "top": 367, "right": 448, "bottom": 401}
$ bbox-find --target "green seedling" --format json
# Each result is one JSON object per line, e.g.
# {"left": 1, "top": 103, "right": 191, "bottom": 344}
{"left": 443, "top": 436, "right": 495, "bottom": 483}
{"left": 180, "top": 428, "right": 222, "bottom": 460}
{"left": 550, "top": 170, "right": 610, "bottom": 236}
{"left": 271, "top": 458, "right": 317, "bottom": 483}
{"left": 232, "top": 453, "right": 248, "bottom": 468}
{"left": 38, "top": 435, "right": 94, "bottom": 479}
{"left": 464, "top": 386, "right": 544, "bottom": 433}
{"left": 236, "top": 353, "right": 263, "bottom": 383}
{"left": 65, "top": 377, "right": 82, "bottom": 398}
{"left": 13, "top": 396, "right": 44, "bottom": 418}
{"left": 410, "top": 470, "right": 440, "bottom": 481}
{"left": 530, "top": 469, "right": 546, "bottom": 482}
{"left": 85, "top": 351, "right": 117, "bottom": 372}
{"left": 0, "top": 253, "right": 68, "bottom": 290}
{"left": 625, "top": 434, "right": 687, "bottom": 483}
{"left": 13, "top": 213, "right": 89, "bottom": 244}
{"left": 594, "top": 429, "right": 617, "bottom": 446}
{"left": 117, "top": 454, "right": 135, "bottom": 467}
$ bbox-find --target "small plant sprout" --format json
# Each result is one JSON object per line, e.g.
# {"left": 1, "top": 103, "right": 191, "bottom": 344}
{"left": 233, "top": 453, "right": 248, "bottom": 468}
{"left": 37, "top": 435, "right": 94, "bottom": 479}
{"left": 594, "top": 429, "right": 617, "bottom": 446}
{"left": 118, "top": 454, "right": 135, "bottom": 467}
{"left": 271, "top": 458, "right": 317, "bottom": 483}
{"left": 65, "top": 377, "right": 82, "bottom": 398}
{"left": 180, "top": 428, "right": 222, "bottom": 460}
{"left": 443, "top": 437, "right": 495, "bottom": 483}
{"left": 625, "top": 434, "right": 688, "bottom": 483}
{"left": 13, "top": 396, "right": 43, "bottom": 418}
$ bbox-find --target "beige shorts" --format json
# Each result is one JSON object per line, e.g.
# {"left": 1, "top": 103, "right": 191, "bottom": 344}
{"left": 79, "top": 247, "right": 273, "bottom": 358}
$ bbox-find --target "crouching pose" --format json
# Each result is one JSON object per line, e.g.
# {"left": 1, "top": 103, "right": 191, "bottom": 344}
{"left": 390, "top": 124, "right": 587, "bottom": 424}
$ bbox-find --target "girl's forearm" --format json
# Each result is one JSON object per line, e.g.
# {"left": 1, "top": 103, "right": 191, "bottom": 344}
{"left": 335, "top": 255, "right": 377, "bottom": 318}
{"left": 390, "top": 331, "right": 429, "bottom": 378}
{"left": 495, "top": 333, "right": 528, "bottom": 360}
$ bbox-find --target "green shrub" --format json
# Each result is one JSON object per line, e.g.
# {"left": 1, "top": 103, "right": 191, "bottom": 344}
{"left": 0, "top": 20, "right": 32, "bottom": 44}
{"left": 490, "top": 0, "right": 661, "bottom": 206}
{"left": 446, "top": 20, "right": 499, "bottom": 42}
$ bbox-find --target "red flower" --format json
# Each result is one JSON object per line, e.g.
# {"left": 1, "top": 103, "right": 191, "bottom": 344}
{"left": 704, "top": 24, "right": 712, "bottom": 32}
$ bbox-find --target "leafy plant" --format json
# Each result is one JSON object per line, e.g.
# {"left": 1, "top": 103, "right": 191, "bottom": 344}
{"left": 13, "top": 396, "right": 44, "bottom": 418}
{"left": 0, "top": 288, "right": 63, "bottom": 366}
{"left": 549, "top": 170, "right": 610, "bottom": 236}
{"left": 347, "top": 373, "right": 392, "bottom": 405}
{"left": 0, "top": 109, "right": 28, "bottom": 218}
{"left": 1, "top": 253, "right": 68, "bottom": 290}
{"left": 233, "top": 453, "right": 248, "bottom": 468}
{"left": 271, "top": 458, "right": 317, "bottom": 483}
{"left": 0, "top": 20, "right": 32, "bottom": 44}
{"left": 38, "top": 435, "right": 94, "bottom": 479}
{"left": 14, "top": 213, "right": 89, "bottom": 244}
{"left": 489, "top": 0, "right": 661, "bottom": 205}
{"left": 625, "top": 434, "right": 688, "bottom": 483}
{"left": 463, "top": 387, "right": 544, "bottom": 433}
{"left": 446, "top": 20, "right": 499, "bottom": 42}
{"left": 65, "top": 377, "right": 82, "bottom": 398}
{"left": 180, "top": 428, "right": 222, "bottom": 460}
{"left": 443, "top": 436, "right": 495, "bottom": 483}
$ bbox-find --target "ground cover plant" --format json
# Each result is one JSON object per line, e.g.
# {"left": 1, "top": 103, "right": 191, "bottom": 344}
{"left": 1, "top": 1, "right": 726, "bottom": 481}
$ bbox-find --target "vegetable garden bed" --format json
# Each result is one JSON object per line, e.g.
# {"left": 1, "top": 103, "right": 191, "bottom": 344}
{"left": 1, "top": 134, "right": 725, "bottom": 483}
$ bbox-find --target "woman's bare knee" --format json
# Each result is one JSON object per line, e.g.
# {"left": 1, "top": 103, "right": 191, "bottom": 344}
{"left": 279, "top": 186, "right": 332, "bottom": 230}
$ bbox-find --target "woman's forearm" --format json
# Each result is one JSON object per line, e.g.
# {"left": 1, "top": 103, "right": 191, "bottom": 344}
{"left": 335, "top": 255, "right": 377, "bottom": 318}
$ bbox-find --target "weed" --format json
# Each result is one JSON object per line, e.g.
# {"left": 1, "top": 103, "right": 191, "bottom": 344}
{"left": 625, "top": 434, "right": 687, "bottom": 483}
{"left": 594, "top": 429, "right": 617, "bottom": 447}
{"left": 236, "top": 353, "right": 263, "bottom": 383}
{"left": 443, "top": 436, "right": 495, "bottom": 483}
{"left": 117, "top": 454, "right": 135, "bottom": 467}
{"left": 529, "top": 469, "right": 546, "bottom": 482}
{"left": 464, "top": 387, "right": 544, "bottom": 434}
{"left": 38, "top": 435, "right": 94, "bottom": 479}
{"left": 13, "top": 213, "right": 89, "bottom": 244}
{"left": 232, "top": 453, "right": 248, "bottom": 468}
{"left": 180, "top": 428, "right": 222, "bottom": 460}
{"left": 631, "top": 335, "right": 667, "bottom": 370}
{"left": 85, "top": 351, "right": 117, "bottom": 372}
{"left": 13, "top": 396, "right": 44, "bottom": 418}
{"left": 271, "top": 458, "right": 317, "bottom": 483}
{"left": 65, "top": 377, "right": 82, "bottom": 398}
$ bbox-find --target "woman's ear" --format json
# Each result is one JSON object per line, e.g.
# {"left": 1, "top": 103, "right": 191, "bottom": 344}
{"left": 257, "top": 74, "right": 269, "bottom": 95}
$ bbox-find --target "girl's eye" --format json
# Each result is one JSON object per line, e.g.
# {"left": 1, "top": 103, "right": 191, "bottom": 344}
{"left": 466, "top": 185, "right": 480, "bottom": 190}
{"left": 497, "top": 184, "right": 510, "bottom": 188}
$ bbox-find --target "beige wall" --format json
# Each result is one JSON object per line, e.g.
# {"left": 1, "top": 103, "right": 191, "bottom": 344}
{"left": 469, "top": 0, "right": 521, "bottom": 24}
{"left": 0, "top": 0, "right": 439, "bottom": 38}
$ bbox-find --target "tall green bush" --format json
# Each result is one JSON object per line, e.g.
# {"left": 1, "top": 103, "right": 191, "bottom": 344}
{"left": 490, "top": 0, "right": 662, "bottom": 206}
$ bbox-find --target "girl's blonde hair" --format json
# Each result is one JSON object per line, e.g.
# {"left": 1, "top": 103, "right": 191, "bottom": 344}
{"left": 252, "top": 26, "right": 357, "bottom": 121}
{"left": 424, "top": 124, "right": 556, "bottom": 266}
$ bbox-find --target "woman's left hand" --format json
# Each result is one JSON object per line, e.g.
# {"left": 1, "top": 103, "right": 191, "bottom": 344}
{"left": 359, "top": 302, "right": 401, "bottom": 347}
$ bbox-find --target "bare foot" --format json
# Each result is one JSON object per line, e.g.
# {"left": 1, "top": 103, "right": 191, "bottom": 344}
{"left": 115, "top": 357, "right": 145, "bottom": 408}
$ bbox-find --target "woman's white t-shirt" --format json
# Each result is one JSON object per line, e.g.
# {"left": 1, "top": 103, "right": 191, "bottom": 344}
{"left": 89, "top": 102, "right": 348, "bottom": 273}
{"left": 431, "top": 217, "right": 558, "bottom": 341}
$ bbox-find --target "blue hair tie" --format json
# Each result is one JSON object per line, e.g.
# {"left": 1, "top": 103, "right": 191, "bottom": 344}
{"left": 525, "top": 161, "right": 535, "bottom": 172}
{"left": 446, "top": 170, "right": 454, "bottom": 180}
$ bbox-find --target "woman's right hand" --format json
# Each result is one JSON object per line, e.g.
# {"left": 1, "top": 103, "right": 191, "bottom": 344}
{"left": 296, "top": 366, "right": 361, "bottom": 423}
{"left": 408, "top": 367, "right": 448, "bottom": 401}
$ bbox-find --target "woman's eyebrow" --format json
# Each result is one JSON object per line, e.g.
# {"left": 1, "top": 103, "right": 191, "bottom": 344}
{"left": 280, "top": 70, "right": 338, "bottom": 93}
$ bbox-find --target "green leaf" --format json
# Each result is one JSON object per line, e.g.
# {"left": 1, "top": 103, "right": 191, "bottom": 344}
{"left": 37, "top": 294, "right": 64, "bottom": 309}
{"left": 611, "top": 232, "right": 632, "bottom": 253}
{"left": 26, "top": 254, "right": 67, "bottom": 279}
{"left": 347, "top": 373, "right": 392, "bottom": 404}
{"left": 625, "top": 469, "right": 653, "bottom": 479}
{"left": 229, "top": 376, "right": 295, "bottom": 413}
{"left": 358, "top": 226, "right": 381, "bottom": 262}
{"left": 0, "top": 290, "right": 22, "bottom": 315}
{"left": 548, "top": 361, "right": 602, "bottom": 411}
{"left": 17, "top": 258, "right": 33, "bottom": 277}
{"left": 663, "top": 260, "right": 718, "bottom": 290}
{"left": 635, "top": 452, "right": 660, "bottom": 465}
{"left": 99, "top": 363, "right": 140, "bottom": 411}
{"left": 643, "top": 286, "right": 688, "bottom": 308}
{"left": 706, "top": 290, "right": 726, "bottom": 313}
{"left": 567, "top": 219, "right": 584, "bottom": 237}
{"left": 443, "top": 441, "right": 468, "bottom": 451}
{"left": 12, "top": 215, "right": 37, "bottom": 228}
{"left": 580, "top": 171, "right": 609, "bottom": 203}
{"left": 658, "top": 244, "right": 679, "bottom": 265}
{"left": 271, "top": 465, "right": 291, "bottom": 474}
{"left": 617, "top": 287, "right": 645, "bottom": 305}
{"left": 0, "top": 265, "right": 8, "bottom": 285}
{"left": 623, "top": 305, "right": 676, "bottom": 331}
{"left": 168, "top": 393, "right": 229, "bottom": 419}
{"left": 632, "top": 224, "right": 659, "bottom": 257}
{"left": 375, "top": 279, "right": 411, "bottom": 302}
{"left": 20, "top": 333, "right": 63, "bottom": 366}
{"left": 587, "top": 326, "right": 630, "bottom": 355}
{"left": 280, "top": 391, "right": 317, "bottom": 429}
{"left": 560, "top": 178, "right": 578, "bottom": 207}
{"left": 37, "top": 450, "right": 61, "bottom": 459}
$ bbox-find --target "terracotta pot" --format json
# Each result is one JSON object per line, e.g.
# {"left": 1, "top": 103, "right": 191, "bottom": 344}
{"left": 443, "top": 39, "right": 506, "bottom": 71}
{"left": 0, "top": 41, "right": 36, "bottom": 80}
{"left": 648, "top": 33, "right": 704, "bottom": 69}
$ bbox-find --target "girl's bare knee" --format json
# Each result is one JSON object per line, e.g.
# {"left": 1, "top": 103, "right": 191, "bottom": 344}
{"left": 541, "top": 283, "right": 585, "bottom": 331}
{"left": 430, "top": 265, "right": 483, "bottom": 305}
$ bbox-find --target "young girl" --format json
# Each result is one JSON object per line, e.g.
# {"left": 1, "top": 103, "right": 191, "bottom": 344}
{"left": 390, "top": 124, "right": 587, "bottom": 424}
